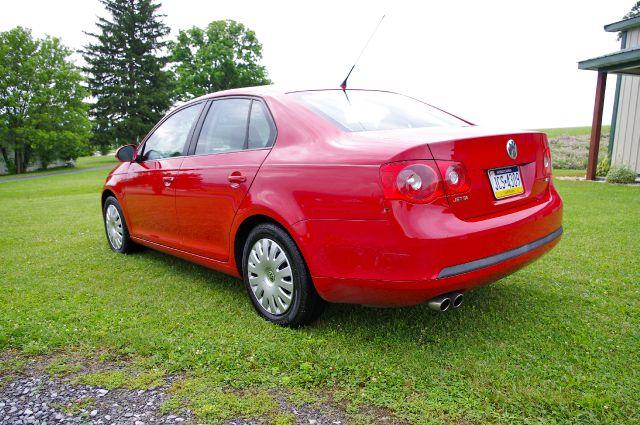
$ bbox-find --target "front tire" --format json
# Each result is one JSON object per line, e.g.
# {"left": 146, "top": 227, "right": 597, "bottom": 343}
{"left": 103, "top": 196, "right": 137, "bottom": 254}
{"left": 242, "top": 223, "right": 325, "bottom": 327}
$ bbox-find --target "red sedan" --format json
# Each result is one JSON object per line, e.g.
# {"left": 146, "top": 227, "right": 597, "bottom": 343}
{"left": 102, "top": 87, "right": 563, "bottom": 326}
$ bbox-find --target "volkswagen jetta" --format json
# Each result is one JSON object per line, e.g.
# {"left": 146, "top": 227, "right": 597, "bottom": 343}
{"left": 102, "top": 87, "right": 563, "bottom": 326}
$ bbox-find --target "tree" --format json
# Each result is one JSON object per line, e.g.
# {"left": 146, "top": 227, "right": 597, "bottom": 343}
{"left": 619, "top": 2, "right": 640, "bottom": 39}
{"left": 169, "top": 20, "right": 271, "bottom": 101}
{"left": 83, "top": 0, "right": 173, "bottom": 152}
{"left": 0, "top": 27, "right": 91, "bottom": 174}
{"left": 623, "top": 1, "right": 640, "bottom": 19}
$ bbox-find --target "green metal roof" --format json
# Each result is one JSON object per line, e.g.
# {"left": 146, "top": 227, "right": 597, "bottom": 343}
{"left": 605, "top": 16, "right": 640, "bottom": 32}
{"left": 578, "top": 47, "right": 640, "bottom": 75}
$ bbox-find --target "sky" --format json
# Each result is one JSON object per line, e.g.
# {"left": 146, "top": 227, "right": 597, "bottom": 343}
{"left": 0, "top": 0, "right": 635, "bottom": 129}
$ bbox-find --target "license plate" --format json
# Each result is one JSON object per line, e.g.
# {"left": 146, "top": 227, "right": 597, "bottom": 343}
{"left": 487, "top": 166, "right": 524, "bottom": 199}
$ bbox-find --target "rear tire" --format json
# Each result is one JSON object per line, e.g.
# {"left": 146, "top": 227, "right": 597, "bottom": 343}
{"left": 242, "top": 223, "right": 325, "bottom": 327}
{"left": 103, "top": 196, "right": 138, "bottom": 254}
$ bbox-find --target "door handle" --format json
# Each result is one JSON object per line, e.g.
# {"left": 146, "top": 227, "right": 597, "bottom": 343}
{"left": 228, "top": 173, "right": 247, "bottom": 184}
{"left": 163, "top": 176, "right": 175, "bottom": 187}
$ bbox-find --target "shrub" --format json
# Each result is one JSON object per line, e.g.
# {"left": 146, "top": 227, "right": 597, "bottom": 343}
{"left": 551, "top": 154, "right": 588, "bottom": 170}
{"left": 606, "top": 165, "right": 637, "bottom": 184}
{"left": 596, "top": 155, "right": 611, "bottom": 177}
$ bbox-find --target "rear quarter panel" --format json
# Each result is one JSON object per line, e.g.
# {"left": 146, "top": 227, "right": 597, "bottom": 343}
{"left": 238, "top": 95, "right": 389, "bottom": 224}
{"left": 230, "top": 95, "right": 390, "bottom": 274}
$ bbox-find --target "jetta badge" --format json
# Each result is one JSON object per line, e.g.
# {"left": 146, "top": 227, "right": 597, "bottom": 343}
{"left": 506, "top": 139, "right": 518, "bottom": 160}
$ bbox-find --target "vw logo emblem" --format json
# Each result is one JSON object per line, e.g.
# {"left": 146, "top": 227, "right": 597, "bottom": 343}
{"left": 506, "top": 139, "right": 518, "bottom": 160}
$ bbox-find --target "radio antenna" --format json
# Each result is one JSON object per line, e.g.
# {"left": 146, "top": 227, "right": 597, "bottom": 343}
{"left": 340, "top": 14, "right": 386, "bottom": 91}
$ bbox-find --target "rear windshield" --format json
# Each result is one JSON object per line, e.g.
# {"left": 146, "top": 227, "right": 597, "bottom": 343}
{"left": 289, "top": 90, "right": 467, "bottom": 132}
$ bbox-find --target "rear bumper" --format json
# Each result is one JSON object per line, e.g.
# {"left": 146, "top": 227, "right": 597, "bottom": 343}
{"left": 437, "top": 226, "right": 562, "bottom": 278}
{"left": 292, "top": 184, "right": 563, "bottom": 306}
{"left": 313, "top": 230, "right": 560, "bottom": 306}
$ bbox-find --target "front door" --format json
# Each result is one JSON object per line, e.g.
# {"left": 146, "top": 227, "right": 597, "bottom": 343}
{"left": 124, "top": 103, "right": 203, "bottom": 247}
{"left": 176, "top": 98, "right": 276, "bottom": 261}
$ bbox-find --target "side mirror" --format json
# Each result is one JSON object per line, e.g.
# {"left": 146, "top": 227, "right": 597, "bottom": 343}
{"left": 115, "top": 144, "right": 136, "bottom": 162}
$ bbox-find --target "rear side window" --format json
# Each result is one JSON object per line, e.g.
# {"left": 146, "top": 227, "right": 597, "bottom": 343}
{"left": 289, "top": 90, "right": 467, "bottom": 132}
{"left": 194, "top": 98, "right": 276, "bottom": 155}
{"left": 196, "top": 99, "right": 251, "bottom": 155}
{"left": 248, "top": 100, "right": 276, "bottom": 149}
{"left": 142, "top": 103, "right": 203, "bottom": 160}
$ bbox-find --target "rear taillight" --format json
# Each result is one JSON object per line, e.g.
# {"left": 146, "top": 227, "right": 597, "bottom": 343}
{"left": 543, "top": 150, "right": 552, "bottom": 178}
{"left": 542, "top": 136, "right": 552, "bottom": 178}
{"left": 435, "top": 161, "right": 470, "bottom": 195}
{"left": 380, "top": 160, "right": 445, "bottom": 204}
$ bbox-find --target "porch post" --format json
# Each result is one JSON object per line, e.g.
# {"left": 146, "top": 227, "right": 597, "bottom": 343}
{"left": 586, "top": 71, "right": 607, "bottom": 180}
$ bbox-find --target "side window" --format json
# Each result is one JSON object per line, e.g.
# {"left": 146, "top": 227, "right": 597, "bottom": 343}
{"left": 195, "top": 99, "right": 251, "bottom": 155}
{"left": 142, "top": 104, "right": 202, "bottom": 161}
{"left": 248, "top": 100, "right": 276, "bottom": 149}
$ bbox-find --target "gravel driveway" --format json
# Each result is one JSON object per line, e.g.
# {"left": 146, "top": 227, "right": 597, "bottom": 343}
{"left": 0, "top": 354, "right": 351, "bottom": 425}
{"left": 0, "top": 373, "right": 191, "bottom": 424}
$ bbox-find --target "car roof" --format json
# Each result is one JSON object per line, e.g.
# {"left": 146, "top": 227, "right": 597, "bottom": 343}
{"left": 186, "top": 85, "right": 399, "bottom": 104}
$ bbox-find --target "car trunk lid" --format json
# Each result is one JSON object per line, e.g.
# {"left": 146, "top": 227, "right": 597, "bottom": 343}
{"left": 347, "top": 126, "right": 549, "bottom": 219}
{"left": 427, "top": 130, "right": 549, "bottom": 219}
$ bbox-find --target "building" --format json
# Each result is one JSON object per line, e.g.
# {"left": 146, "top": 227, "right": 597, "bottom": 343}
{"left": 0, "top": 155, "right": 69, "bottom": 175}
{"left": 579, "top": 16, "right": 640, "bottom": 179}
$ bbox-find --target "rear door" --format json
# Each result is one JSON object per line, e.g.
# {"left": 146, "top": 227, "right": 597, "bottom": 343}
{"left": 175, "top": 97, "right": 276, "bottom": 261}
{"left": 124, "top": 103, "right": 203, "bottom": 246}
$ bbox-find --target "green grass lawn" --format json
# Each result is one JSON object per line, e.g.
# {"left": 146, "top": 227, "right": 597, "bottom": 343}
{"left": 1, "top": 165, "right": 639, "bottom": 424}
{"left": 0, "top": 154, "right": 117, "bottom": 181}
{"left": 536, "top": 125, "right": 611, "bottom": 139}
{"left": 74, "top": 154, "right": 118, "bottom": 169}
{"left": 553, "top": 169, "right": 587, "bottom": 178}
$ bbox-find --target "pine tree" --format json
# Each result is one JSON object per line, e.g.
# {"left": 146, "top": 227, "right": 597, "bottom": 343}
{"left": 83, "top": 0, "right": 173, "bottom": 152}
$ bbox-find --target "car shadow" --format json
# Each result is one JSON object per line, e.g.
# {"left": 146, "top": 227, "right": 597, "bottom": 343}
{"left": 136, "top": 247, "right": 246, "bottom": 293}
{"left": 312, "top": 280, "right": 567, "bottom": 348}
{"left": 131, "top": 247, "right": 565, "bottom": 346}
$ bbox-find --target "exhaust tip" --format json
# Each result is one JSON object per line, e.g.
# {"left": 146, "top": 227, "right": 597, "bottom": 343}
{"left": 440, "top": 298, "right": 451, "bottom": 311}
{"left": 428, "top": 296, "right": 451, "bottom": 312}
{"left": 452, "top": 293, "right": 464, "bottom": 308}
